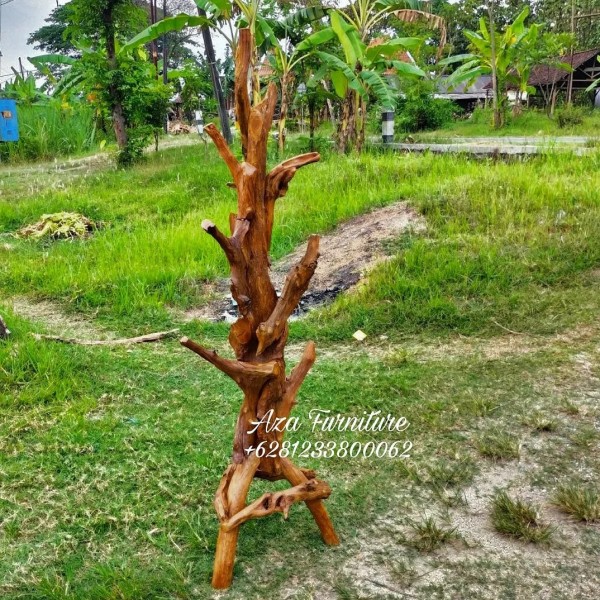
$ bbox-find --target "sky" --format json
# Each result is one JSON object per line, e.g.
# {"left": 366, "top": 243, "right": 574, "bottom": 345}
{"left": 0, "top": 0, "right": 220, "bottom": 83}
{"left": 0, "top": 0, "right": 55, "bottom": 80}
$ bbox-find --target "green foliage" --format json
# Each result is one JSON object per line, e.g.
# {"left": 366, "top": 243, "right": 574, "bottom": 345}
{"left": 396, "top": 80, "right": 458, "bottom": 132}
{"left": 556, "top": 105, "right": 586, "bottom": 129}
{"left": 441, "top": 7, "right": 561, "bottom": 124}
{"left": 27, "top": 3, "right": 78, "bottom": 55}
{"left": 170, "top": 59, "right": 217, "bottom": 118}
{"left": 29, "top": 1, "right": 200, "bottom": 166}
{"left": 2, "top": 73, "right": 48, "bottom": 106}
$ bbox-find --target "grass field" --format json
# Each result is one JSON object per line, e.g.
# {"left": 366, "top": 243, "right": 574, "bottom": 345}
{"left": 412, "top": 107, "right": 600, "bottom": 140}
{"left": 1, "top": 140, "right": 600, "bottom": 599}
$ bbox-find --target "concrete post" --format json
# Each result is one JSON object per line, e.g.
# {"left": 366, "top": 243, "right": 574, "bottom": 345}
{"left": 382, "top": 109, "right": 394, "bottom": 144}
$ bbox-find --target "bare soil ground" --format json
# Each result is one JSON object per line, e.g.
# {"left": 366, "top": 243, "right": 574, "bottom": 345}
{"left": 185, "top": 201, "right": 425, "bottom": 322}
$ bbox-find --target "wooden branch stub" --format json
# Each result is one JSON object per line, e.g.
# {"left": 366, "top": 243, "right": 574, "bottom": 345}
{"left": 255, "top": 236, "right": 320, "bottom": 356}
{"left": 266, "top": 152, "right": 320, "bottom": 202}
{"left": 201, "top": 220, "right": 237, "bottom": 265}
{"left": 279, "top": 341, "right": 317, "bottom": 422}
{"left": 180, "top": 336, "right": 281, "bottom": 388}
{"left": 204, "top": 124, "right": 241, "bottom": 183}
{"left": 221, "top": 479, "right": 332, "bottom": 532}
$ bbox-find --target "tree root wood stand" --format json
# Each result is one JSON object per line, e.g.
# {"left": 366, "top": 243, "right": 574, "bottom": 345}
{"left": 180, "top": 28, "right": 339, "bottom": 590}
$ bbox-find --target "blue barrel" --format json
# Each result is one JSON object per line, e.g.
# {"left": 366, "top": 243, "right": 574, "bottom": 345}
{"left": 0, "top": 99, "right": 19, "bottom": 142}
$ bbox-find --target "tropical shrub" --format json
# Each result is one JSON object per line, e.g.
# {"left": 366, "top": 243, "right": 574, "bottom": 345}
{"left": 396, "top": 81, "right": 457, "bottom": 132}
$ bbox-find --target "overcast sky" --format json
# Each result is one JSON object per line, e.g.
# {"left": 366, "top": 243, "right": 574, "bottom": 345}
{"left": 0, "top": 0, "right": 223, "bottom": 83}
{"left": 0, "top": 0, "right": 56, "bottom": 80}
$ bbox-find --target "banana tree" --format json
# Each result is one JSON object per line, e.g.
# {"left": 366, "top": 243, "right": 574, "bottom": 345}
{"left": 509, "top": 30, "right": 571, "bottom": 115}
{"left": 439, "top": 6, "right": 532, "bottom": 128}
{"left": 393, "top": 1, "right": 447, "bottom": 60}
{"left": 2, "top": 71, "right": 50, "bottom": 105}
{"left": 298, "top": 10, "right": 424, "bottom": 152}
{"left": 260, "top": 7, "right": 329, "bottom": 153}
{"left": 339, "top": 0, "right": 445, "bottom": 54}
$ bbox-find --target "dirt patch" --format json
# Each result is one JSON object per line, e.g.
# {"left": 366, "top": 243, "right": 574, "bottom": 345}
{"left": 11, "top": 296, "right": 111, "bottom": 340}
{"left": 185, "top": 201, "right": 425, "bottom": 322}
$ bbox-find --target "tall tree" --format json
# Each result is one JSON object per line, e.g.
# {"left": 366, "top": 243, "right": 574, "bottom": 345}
{"left": 196, "top": 2, "right": 233, "bottom": 144}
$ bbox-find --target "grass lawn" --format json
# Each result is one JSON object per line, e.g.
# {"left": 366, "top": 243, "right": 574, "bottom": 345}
{"left": 412, "top": 107, "right": 600, "bottom": 140}
{"left": 1, "top": 140, "right": 600, "bottom": 599}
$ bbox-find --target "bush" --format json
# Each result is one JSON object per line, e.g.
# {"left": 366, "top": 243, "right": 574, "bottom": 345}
{"left": 117, "top": 126, "right": 152, "bottom": 167}
{"left": 396, "top": 81, "right": 458, "bottom": 133}
{"left": 556, "top": 106, "right": 586, "bottom": 128}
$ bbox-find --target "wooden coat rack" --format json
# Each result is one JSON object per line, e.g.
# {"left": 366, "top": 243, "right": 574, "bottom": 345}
{"left": 180, "top": 28, "right": 339, "bottom": 589}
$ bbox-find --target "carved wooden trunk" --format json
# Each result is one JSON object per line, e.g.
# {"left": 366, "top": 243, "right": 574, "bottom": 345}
{"left": 180, "top": 28, "right": 339, "bottom": 589}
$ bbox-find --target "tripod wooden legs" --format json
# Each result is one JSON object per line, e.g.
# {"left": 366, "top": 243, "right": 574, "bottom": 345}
{"left": 211, "top": 457, "right": 339, "bottom": 589}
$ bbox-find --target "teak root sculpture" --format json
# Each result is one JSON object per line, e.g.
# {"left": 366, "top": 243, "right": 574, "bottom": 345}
{"left": 180, "top": 29, "right": 339, "bottom": 589}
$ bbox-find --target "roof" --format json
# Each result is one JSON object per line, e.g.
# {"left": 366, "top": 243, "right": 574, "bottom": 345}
{"left": 528, "top": 48, "right": 600, "bottom": 86}
{"left": 436, "top": 75, "right": 492, "bottom": 98}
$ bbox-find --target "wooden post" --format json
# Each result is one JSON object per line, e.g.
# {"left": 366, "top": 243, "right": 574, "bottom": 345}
{"left": 181, "top": 29, "right": 339, "bottom": 590}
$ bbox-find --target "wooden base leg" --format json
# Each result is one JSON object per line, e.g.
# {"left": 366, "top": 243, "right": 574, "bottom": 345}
{"left": 281, "top": 457, "right": 340, "bottom": 545}
{"left": 212, "top": 456, "right": 260, "bottom": 589}
{"left": 212, "top": 525, "right": 241, "bottom": 589}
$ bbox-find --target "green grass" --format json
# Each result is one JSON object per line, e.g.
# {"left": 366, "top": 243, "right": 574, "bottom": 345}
{"left": 3, "top": 143, "right": 600, "bottom": 341}
{"left": 2, "top": 140, "right": 600, "bottom": 598}
{"left": 491, "top": 491, "right": 553, "bottom": 543}
{"left": 0, "top": 104, "right": 103, "bottom": 163}
{"left": 475, "top": 432, "right": 521, "bottom": 462}
{"left": 553, "top": 484, "right": 600, "bottom": 523}
{"left": 297, "top": 150, "right": 600, "bottom": 341}
{"left": 405, "top": 517, "right": 459, "bottom": 552}
{"left": 414, "top": 107, "right": 600, "bottom": 139}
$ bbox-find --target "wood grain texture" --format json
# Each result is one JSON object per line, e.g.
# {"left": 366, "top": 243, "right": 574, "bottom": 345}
{"left": 180, "top": 29, "right": 338, "bottom": 589}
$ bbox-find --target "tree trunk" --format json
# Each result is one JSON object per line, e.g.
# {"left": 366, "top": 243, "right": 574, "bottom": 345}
{"left": 181, "top": 30, "right": 339, "bottom": 590}
{"left": 356, "top": 95, "right": 366, "bottom": 152}
{"left": 308, "top": 96, "right": 317, "bottom": 152}
{"left": 337, "top": 91, "right": 356, "bottom": 153}
{"left": 278, "top": 73, "right": 289, "bottom": 154}
{"left": 550, "top": 88, "right": 558, "bottom": 116}
{"left": 197, "top": 7, "right": 232, "bottom": 145}
{"left": 486, "top": 0, "right": 502, "bottom": 129}
{"left": 104, "top": 11, "right": 128, "bottom": 150}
